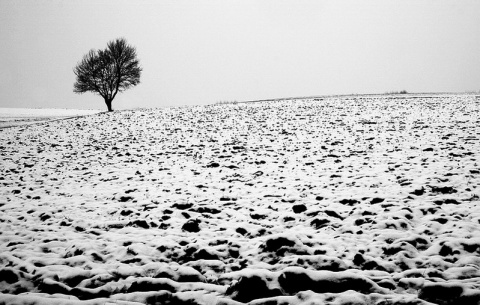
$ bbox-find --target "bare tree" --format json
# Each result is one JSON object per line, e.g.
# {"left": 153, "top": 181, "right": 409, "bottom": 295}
{"left": 73, "top": 38, "right": 142, "bottom": 111}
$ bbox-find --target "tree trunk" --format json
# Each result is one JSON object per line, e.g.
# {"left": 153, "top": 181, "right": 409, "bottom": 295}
{"left": 104, "top": 98, "right": 113, "bottom": 112}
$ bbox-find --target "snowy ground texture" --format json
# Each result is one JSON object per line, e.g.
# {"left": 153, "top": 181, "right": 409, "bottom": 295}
{"left": 1, "top": 95, "right": 480, "bottom": 305}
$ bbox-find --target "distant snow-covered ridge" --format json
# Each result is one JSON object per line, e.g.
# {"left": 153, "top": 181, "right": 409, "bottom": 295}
{"left": 0, "top": 108, "right": 101, "bottom": 119}
{"left": 0, "top": 108, "right": 102, "bottom": 128}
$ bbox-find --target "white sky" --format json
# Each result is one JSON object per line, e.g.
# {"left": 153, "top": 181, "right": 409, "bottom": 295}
{"left": 1, "top": 0, "right": 479, "bottom": 110}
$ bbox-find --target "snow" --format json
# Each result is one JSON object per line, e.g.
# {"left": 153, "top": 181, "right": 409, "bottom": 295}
{"left": 0, "top": 108, "right": 101, "bottom": 128}
{"left": 1, "top": 95, "right": 480, "bottom": 304}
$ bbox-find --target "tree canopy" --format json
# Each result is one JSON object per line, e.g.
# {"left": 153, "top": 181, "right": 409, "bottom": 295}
{"left": 73, "top": 38, "right": 141, "bottom": 111}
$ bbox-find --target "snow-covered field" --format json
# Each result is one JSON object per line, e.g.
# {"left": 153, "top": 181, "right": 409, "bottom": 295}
{"left": 1, "top": 95, "right": 480, "bottom": 305}
{"left": 0, "top": 108, "right": 101, "bottom": 129}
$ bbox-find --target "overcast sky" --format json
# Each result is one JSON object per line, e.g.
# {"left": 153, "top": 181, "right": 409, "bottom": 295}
{"left": 1, "top": 0, "right": 479, "bottom": 110}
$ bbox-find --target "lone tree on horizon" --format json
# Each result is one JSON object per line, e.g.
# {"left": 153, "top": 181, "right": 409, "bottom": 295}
{"left": 73, "top": 38, "right": 141, "bottom": 111}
